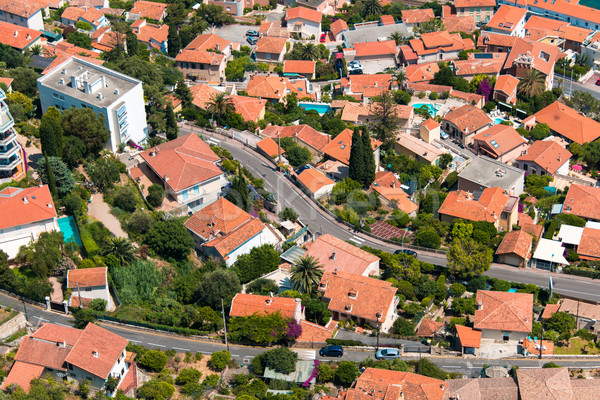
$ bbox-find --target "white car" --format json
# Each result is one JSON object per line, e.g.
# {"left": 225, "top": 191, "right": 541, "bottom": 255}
{"left": 348, "top": 60, "right": 362, "bottom": 68}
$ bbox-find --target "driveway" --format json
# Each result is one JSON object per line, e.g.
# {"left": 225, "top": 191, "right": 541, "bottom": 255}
{"left": 213, "top": 24, "right": 255, "bottom": 48}
{"left": 87, "top": 192, "right": 128, "bottom": 238}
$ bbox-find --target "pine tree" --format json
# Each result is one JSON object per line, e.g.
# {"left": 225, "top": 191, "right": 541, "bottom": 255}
{"left": 349, "top": 127, "right": 365, "bottom": 185}
{"left": 45, "top": 156, "right": 58, "bottom": 199}
{"left": 361, "top": 127, "right": 376, "bottom": 186}
{"left": 126, "top": 32, "right": 139, "bottom": 56}
{"left": 39, "top": 107, "right": 64, "bottom": 157}
{"left": 175, "top": 79, "right": 194, "bottom": 108}
{"left": 227, "top": 167, "right": 251, "bottom": 211}
{"left": 165, "top": 103, "right": 178, "bottom": 141}
{"left": 167, "top": 24, "right": 181, "bottom": 58}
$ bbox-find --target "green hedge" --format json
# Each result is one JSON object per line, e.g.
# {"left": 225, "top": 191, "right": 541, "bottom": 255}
{"left": 326, "top": 338, "right": 364, "bottom": 346}
{"left": 563, "top": 266, "right": 600, "bottom": 279}
{"left": 79, "top": 229, "right": 99, "bottom": 257}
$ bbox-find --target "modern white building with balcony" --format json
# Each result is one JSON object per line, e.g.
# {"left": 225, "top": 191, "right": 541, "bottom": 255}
{"left": 37, "top": 57, "right": 148, "bottom": 152}
{"left": 0, "top": 88, "right": 25, "bottom": 182}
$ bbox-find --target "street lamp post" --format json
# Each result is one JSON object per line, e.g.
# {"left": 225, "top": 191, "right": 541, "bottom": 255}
{"left": 376, "top": 311, "right": 382, "bottom": 351}
{"left": 401, "top": 228, "right": 409, "bottom": 251}
{"left": 539, "top": 329, "right": 544, "bottom": 359}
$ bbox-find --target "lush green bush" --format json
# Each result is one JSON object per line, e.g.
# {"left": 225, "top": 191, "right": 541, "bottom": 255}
{"left": 545, "top": 312, "right": 575, "bottom": 335}
{"left": 246, "top": 278, "right": 279, "bottom": 295}
{"left": 392, "top": 317, "right": 415, "bottom": 336}
{"left": 233, "top": 244, "right": 280, "bottom": 283}
{"left": 449, "top": 283, "right": 466, "bottom": 297}
{"left": 137, "top": 380, "right": 175, "bottom": 400}
{"left": 175, "top": 368, "right": 202, "bottom": 386}
{"left": 415, "top": 358, "right": 447, "bottom": 380}
{"left": 113, "top": 186, "right": 138, "bottom": 212}
{"left": 317, "top": 363, "right": 335, "bottom": 382}
{"left": 146, "top": 219, "right": 194, "bottom": 260}
{"left": 575, "top": 329, "right": 596, "bottom": 341}
{"left": 228, "top": 313, "right": 289, "bottom": 345}
{"left": 452, "top": 297, "right": 476, "bottom": 315}
{"left": 262, "top": 347, "right": 298, "bottom": 374}
{"left": 492, "top": 279, "right": 511, "bottom": 291}
{"left": 303, "top": 298, "right": 331, "bottom": 325}
{"left": 111, "top": 260, "right": 163, "bottom": 304}
{"left": 139, "top": 350, "right": 168, "bottom": 372}
{"left": 335, "top": 361, "right": 359, "bottom": 386}
{"left": 89, "top": 298, "right": 107, "bottom": 311}
{"left": 325, "top": 338, "right": 363, "bottom": 346}
{"left": 146, "top": 184, "right": 165, "bottom": 208}
{"left": 414, "top": 228, "right": 441, "bottom": 249}
{"left": 209, "top": 350, "right": 231, "bottom": 371}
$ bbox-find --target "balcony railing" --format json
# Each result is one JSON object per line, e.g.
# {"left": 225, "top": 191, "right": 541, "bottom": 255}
{"left": 0, "top": 104, "right": 14, "bottom": 132}
{"left": 0, "top": 143, "right": 19, "bottom": 159}
{"left": 0, "top": 129, "right": 16, "bottom": 146}
{"left": 0, "top": 157, "right": 20, "bottom": 171}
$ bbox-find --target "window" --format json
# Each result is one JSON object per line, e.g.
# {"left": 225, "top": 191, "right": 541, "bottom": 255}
{"left": 266, "top": 53, "right": 271, "bottom": 60}
{"left": 121, "top": 368, "right": 125, "bottom": 375}
{"left": 193, "top": 185, "right": 199, "bottom": 195}
{"left": 20, "top": 17, "right": 25, "bottom": 22}
{"left": 182, "top": 189, "right": 188, "bottom": 200}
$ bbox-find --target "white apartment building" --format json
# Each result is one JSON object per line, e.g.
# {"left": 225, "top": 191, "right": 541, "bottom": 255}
{"left": 37, "top": 57, "right": 148, "bottom": 152}
{"left": 0, "top": 0, "right": 44, "bottom": 31}
{"left": 0, "top": 88, "right": 25, "bottom": 182}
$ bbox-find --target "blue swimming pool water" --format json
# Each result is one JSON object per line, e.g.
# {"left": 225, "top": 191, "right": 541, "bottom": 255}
{"left": 58, "top": 216, "right": 82, "bottom": 247}
{"left": 412, "top": 103, "right": 439, "bottom": 116}
{"left": 299, "top": 102, "right": 331, "bottom": 115}
{"left": 493, "top": 117, "right": 505, "bottom": 125}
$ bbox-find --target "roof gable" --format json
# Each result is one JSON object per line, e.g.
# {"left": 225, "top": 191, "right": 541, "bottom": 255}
{"left": 0, "top": 185, "right": 57, "bottom": 230}
{"left": 184, "top": 197, "right": 253, "bottom": 239}
{"left": 474, "top": 290, "right": 533, "bottom": 332}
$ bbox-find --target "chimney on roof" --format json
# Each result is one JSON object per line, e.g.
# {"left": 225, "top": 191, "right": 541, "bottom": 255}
{"left": 47, "top": 203, "right": 52, "bottom": 208}
{"left": 26, "top": 33, "right": 30, "bottom": 40}
{"left": 22, "top": 196, "right": 28, "bottom": 204}
{"left": 265, "top": 298, "right": 272, "bottom": 305}
{"left": 558, "top": 153, "right": 561, "bottom": 162}
{"left": 333, "top": 268, "right": 338, "bottom": 275}
{"left": 13, "top": 30, "right": 17, "bottom": 37}
{"left": 331, "top": 251, "right": 336, "bottom": 260}
{"left": 92, "top": 350, "right": 99, "bottom": 358}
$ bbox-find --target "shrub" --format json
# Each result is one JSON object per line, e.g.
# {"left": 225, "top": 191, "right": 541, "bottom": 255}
{"left": 575, "top": 329, "right": 596, "bottom": 341}
{"left": 543, "top": 362, "right": 562, "bottom": 368}
{"left": 414, "top": 228, "right": 441, "bottom": 249}
{"left": 492, "top": 279, "right": 511, "bottom": 291}
{"left": 317, "top": 364, "right": 335, "bottom": 383}
{"left": 140, "top": 350, "right": 168, "bottom": 372}
{"left": 176, "top": 368, "right": 202, "bottom": 386}
{"left": 429, "top": 92, "right": 438, "bottom": 100}
{"left": 415, "top": 358, "right": 447, "bottom": 380}
{"left": 335, "top": 361, "right": 359, "bottom": 386}
{"left": 113, "top": 187, "right": 137, "bottom": 212}
{"left": 392, "top": 317, "right": 415, "bottom": 336}
{"left": 137, "top": 380, "right": 175, "bottom": 400}
{"left": 78, "top": 259, "right": 95, "bottom": 269}
{"left": 262, "top": 347, "right": 298, "bottom": 374}
{"left": 209, "top": 351, "right": 231, "bottom": 371}
{"left": 325, "top": 339, "right": 363, "bottom": 346}
{"left": 246, "top": 278, "right": 279, "bottom": 295}
{"left": 449, "top": 283, "right": 466, "bottom": 297}
{"left": 146, "top": 184, "right": 165, "bottom": 208}
{"left": 89, "top": 298, "right": 107, "bottom": 311}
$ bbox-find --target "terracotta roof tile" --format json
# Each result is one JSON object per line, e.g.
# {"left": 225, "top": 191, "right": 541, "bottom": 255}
{"left": 516, "top": 140, "right": 571, "bottom": 175}
{"left": 520, "top": 223, "right": 543, "bottom": 241}
{"left": 0, "top": 21, "right": 42, "bottom": 50}
{"left": 379, "top": 15, "right": 395, "bottom": 25}
{"left": 320, "top": 271, "right": 396, "bottom": 322}
{"left": 563, "top": 184, "right": 600, "bottom": 221}
{"left": 576, "top": 227, "right": 600, "bottom": 259}
{"left": 516, "top": 368, "right": 574, "bottom": 400}
{"left": 406, "top": 62, "right": 439, "bottom": 83}
{"left": 439, "top": 187, "right": 508, "bottom": 223}
{"left": 297, "top": 168, "right": 334, "bottom": 194}
{"left": 297, "top": 320, "right": 333, "bottom": 342}
{"left": 472, "top": 124, "right": 527, "bottom": 158}
{"left": 347, "top": 368, "right": 447, "bottom": 400}
{"left": 285, "top": 6, "right": 322, "bottom": 23}
{"left": 495, "top": 74, "right": 519, "bottom": 97}
{"left": 442, "top": 104, "right": 492, "bottom": 133}
{"left": 527, "top": 101, "right": 600, "bottom": 145}
{"left": 409, "top": 31, "right": 473, "bottom": 56}
{"left": 345, "top": 74, "right": 393, "bottom": 98}
{"left": 15, "top": 336, "right": 70, "bottom": 370}
{"left": 246, "top": 75, "right": 315, "bottom": 100}
{"left": 402, "top": 8, "right": 435, "bottom": 24}
{"left": 330, "top": 18, "right": 348, "bottom": 36}
{"left": 321, "top": 128, "right": 381, "bottom": 165}
{"left": 230, "top": 95, "right": 266, "bottom": 122}
{"left": 453, "top": 57, "right": 504, "bottom": 77}
{"left": 504, "top": 38, "right": 559, "bottom": 77}
{"left": 559, "top": 298, "right": 600, "bottom": 322}
{"left": 371, "top": 171, "right": 418, "bottom": 214}
{"left": 0, "top": 362, "right": 44, "bottom": 393}
{"left": 474, "top": 290, "right": 533, "bottom": 332}
{"left": 407, "top": 82, "right": 453, "bottom": 93}
{"left": 541, "top": 303, "right": 560, "bottom": 319}
{"left": 422, "top": 118, "right": 439, "bottom": 130}
{"left": 255, "top": 36, "right": 287, "bottom": 54}
{"left": 455, "top": 0, "right": 494, "bottom": 6}
{"left": 455, "top": 324, "right": 481, "bottom": 348}
{"left": 354, "top": 40, "right": 396, "bottom": 57}
{"left": 487, "top": 5, "right": 527, "bottom": 33}
{"left": 519, "top": 0, "right": 600, "bottom": 27}
{"left": 416, "top": 319, "right": 444, "bottom": 337}
{"left": 61, "top": 6, "right": 86, "bottom": 21}
{"left": 442, "top": 15, "right": 477, "bottom": 34}
{"left": 230, "top": 293, "right": 300, "bottom": 319}
{"left": 262, "top": 124, "right": 329, "bottom": 150}
{"left": 450, "top": 90, "right": 485, "bottom": 105}
{"left": 190, "top": 83, "right": 221, "bottom": 109}
{"left": 175, "top": 34, "right": 231, "bottom": 65}
{"left": 495, "top": 229, "right": 533, "bottom": 259}
{"left": 305, "top": 233, "right": 379, "bottom": 276}
{"left": 67, "top": 267, "right": 107, "bottom": 288}
{"left": 0, "top": 185, "right": 56, "bottom": 231}
{"left": 477, "top": 32, "right": 517, "bottom": 49}
{"left": 558, "top": 25, "right": 592, "bottom": 43}
{"left": 0, "top": 0, "right": 42, "bottom": 18}
{"left": 283, "top": 60, "right": 315, "bottom": 74}
{"left": 31, "top": 323, "right": 83, "bottom": 346}
{"left": 370, "top": 221, "right": 412, "bottom": 241}
{"left": 203, "top": 218, "right": 266, "bottom": 258}
{"left": 257, "top": 136, "right": 284, "bottom": 158}
{"left": 134, "top": 21, "right": 169, "bottom": 44}
{"left": 130, "top": 0, "right": 167, "bottom": 20}
{"left": 184, "top": 197, "right": 252, "bottom": 240}
{"left": 139, "top": 133, "right": 223, "bottom": 192}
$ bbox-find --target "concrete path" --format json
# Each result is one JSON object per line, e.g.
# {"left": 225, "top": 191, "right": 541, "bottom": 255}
{"left": 87, "top": 192, "right": 128, "bottom": 238}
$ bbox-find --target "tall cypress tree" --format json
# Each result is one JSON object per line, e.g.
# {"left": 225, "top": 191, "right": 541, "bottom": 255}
{"left": 126, "top": 32, "right": 139, "bottom": 56}
{"left": 227, "top": 167, "right": 251, "bottom": 211}
{"left": 167, "top": 24, "right": 181, "bottom": 58}
{"left": 39, "top": 107, "right": 64, "bottom": 157}
{"left": 361, "top": 127, "right": 376, "bottom": 186}
{"left": 349, "top": 127, "right": 365, "bottom": 185}
{"left": 165, "top": 103, "right": 178, "bottom": 141}
{"left": 44, "top": 156, "right": 58, "bottom": 199}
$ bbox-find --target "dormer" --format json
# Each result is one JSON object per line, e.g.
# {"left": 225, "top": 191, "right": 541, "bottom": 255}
{"left": 348, "top": 289, "right": 357, "bottom": 299}
{"left": 344, "top": 304, "right": 352, "bottom": 312}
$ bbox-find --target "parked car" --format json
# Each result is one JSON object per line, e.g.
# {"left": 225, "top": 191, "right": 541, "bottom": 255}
{"left": 596, "top": 77, "right": 600, "bottom": 86}
{"left": 320, "top": 33, "right": 327, "bottom": 43}
{"left": 394, "top": 249, "right": 417, "bottom": 257}
{"left": 348, "top": 60, "right": 361, "bottom": 68}
{"left": 319, "top": 345, "right": 344, "bottom": 357}
{"left": 440, "top": 130, "right": 449, "bottom": 140}
{"left": 348, "top": 67, "right": 363, "bottom": 75}
{"left": 246, "top": 30, "right": 259, "bottom": 37}
{"left": 247, "top": 36, "right": 258, "bottom": 45}
{"left": 375, "top": 348, "right": 400, "bottom": 360}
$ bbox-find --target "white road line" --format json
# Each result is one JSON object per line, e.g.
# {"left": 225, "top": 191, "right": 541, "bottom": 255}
{"left": 231, "top": 354, "right": 240, "bottom": 357}
{"left": 147, "top": 343, "right": 165, "bottom": 348}
{"left": 202, "top": 352, "right": 213, "bottom": 355}
{"left": 441, "top": 366, "right": 461, "bottom": 368}
{"left": 55, "top": 323, "right": 69, "bottom": 327}
{"left": 207, "top": 139, "right": 221, "bottom": 146}
{"left": 173, "top": 347, "right": 191, "bottom": 352}
{"left": 128, "top": 339, "right": 142, "bottom": 343}
{"left": 350, "top": 235, "right": 365, "bottom": 243}
{"left": 33, "top": 316, "right": 48, "bottom": 321}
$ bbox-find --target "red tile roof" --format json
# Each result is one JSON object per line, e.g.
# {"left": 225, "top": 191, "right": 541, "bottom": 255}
{"left": 455, "top": 324, "right": 481, "bottom": 348}
{"left": 495, "top": 229, "right": 533, "bottom": 260}
{"left": 379, "top": 15, "right": 395, "bottom": 25}
{"left": 453, "top": 57, "right": 504, "bottom": 77}
{"left": 297, "top": 168, "right": 334, "bottom": 194}
{"left": 472, "top": 124, "right": 527, "bottom": 158}
{"left": 134, "top": 21, "right": 169, "bottom": 44}
{"left": 474, "top": 290, "right": 533, "bottom": 332}
{"left": 230, "top": 95, "right": 266, "bottom": 122}
{"left": 330, "top": 18, "right": 348, "bottom": 36}
{"left": 558, "top": 25, "right": 592, "bottom": 43}
{"left": 442, "top": 104, "right": 492, "bottom": 133}
{"left": 495, "top": 74, "right": 519, "bottom": 97}
{"left": 130, "top": 0, "right": 167, "bottom": 20}
{"left": 354, "top": 40, "right": 397, "bottom": 57}
{"left": 406, "top": 62, "right": 439, "bottom": 83}
{"left": 262, "top": 124, "right": 330, "bottom": 151}
{"left": 443, "top": 15, "right": 477, "bottom": 34}
{"left": 504, "top": 38, "right": 559, "bottom": 77}
{"left": 67, "top": 267, "right": 107, "bottom": 288}
{"left": 321, "top": 128, "right": 381, "bottom": 165}
{"left": 203, "top": 218, "right": 266, "bottom": 259}
{"left": 402, "top": 8, "right": 435, "bottom": 24}
{"left": 140, "top": 133, "right": 223, "bottom": 193}
{"left": 31, "top": 323, "right": 83, "bottom": 346}
{"left": 0, "top": 185, "right": 57, "bottom": 231}
{"left": 371, "top": 171, "right": 418, "bottom": 214}
{"left": 175, "top": 34, "right": 231, "bottom": 65}
{"left": 285, "top": 6, "right": 322, "bottom": 23}
{"left": 184, "top": 197, "right": 253, "bottom": 240}
{"left": 541, "top": 303, "right": 560, "bottom": 319}
{"left": 305, "top": 234, "right": 379, "bottom": 276}
{"left": 255, "top": 36, "right": 287, "bottom": 54}
{"left": 15, "top": 336, "right": 70, "bottom": 370}
{"left": 257, "top": 136, "right": 284, "bottom": 158}
{"left": 487, "top": 5, "right": 527, "bottom": 33}
{"left": 455, "top": 0, "right": 494, "bottom": 7}
{"left": 246, "top": 75, "right": 315, "bottom": 101}
{"left": 344, "top": 74, "right": 393, "bottom": 98}
{"left": 0, "top": 0, "right": 43, "bottom": 18}
{"left": 61, "top": 6, "right": 86, "bottom": 21}
{"left": 283, "top": 60, "right": 316, "bottom": 74}
{"left": 190, "top": 83, "right": 221, "bottom": 109}
{"left": 409, "top": 31, "right": 473, "bottom": 56}
{"left": 576, "top": 227, "right": 600, "bottom": 260}
{"left": 525, "top": 101, "right": 600, "bottom": 145}
{"left": 438, "top": 187, "right": 508, "bottom": 223}
{"left": 422, "top": 118, "right": 439, "bottom": 130}
{"left": 369, "top": 221, "right": 412, "bottom": 241}
{"left": 563, "top": 184, "right": 600, "bottom": 221}
{"left": 320, "top": 271, "right": 397, "bottom": 322}
{"left": 0, "top": 21, "right": 41, "bottom": 50}
{"left": 297, "top": 320, "right": 333, "bottom": 342}
{"left": 477, "top": 32, "right": 517, "bottom": 49}
{"left": 516, "top": 140, "right": 571, "bottom": 175}
{"left": 416, "top": 319, "right": 444, "bottom": 337}
{"left": 230, "top": 294, "right": 299, "bottom": 319}
{"left": 347, "top": 368, "right": 447, "bottom": 400}
{"left": 65, "top": 323, "right": 128, "bottom": 380}
{"left": 0, "top": 361, "right": 44, "bottom": 393}
{"left": 516, "top": 368, "right": 574, "bottom": 400}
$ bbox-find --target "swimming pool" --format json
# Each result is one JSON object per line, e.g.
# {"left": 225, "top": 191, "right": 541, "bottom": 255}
{"left": 57, "top": 216, "right": 82, "bottom": 247}
{"left": 299, "top": 102, "right": 331, "bottom": 115}
{"left": 412, "top": 103, "right": 440, "bottom": 117}
{"left": 493, "top": 117, "right": 506, "bottom": 125}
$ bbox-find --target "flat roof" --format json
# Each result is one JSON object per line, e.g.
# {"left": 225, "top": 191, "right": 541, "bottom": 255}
{"left": 343, "top": 24, "right": 409, "bottom": 46}
{"left": 280, "top": 245, "right": 307, "bottom": 264}
{"left": 37, "top": 57, "right": 141, "bottom": 108}
{"left": 458, "top": 155, "right": 523, "bottom": 190}
{"left": 557, "top": 224, "right": 584, "bottom": 246}
{"left": 532, "top": 238, "right": 569, "bottom": 265}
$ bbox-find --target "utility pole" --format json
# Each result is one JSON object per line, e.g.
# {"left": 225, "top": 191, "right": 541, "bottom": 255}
{"left": 539, "top": 329, "right": 544, "bottom": 359}
{"left": 22, "top": 300, "right": 28, "bottom": 322}
{"left": 277, "top": 132, "right": 281, "bottom": 172}
{"left": 576, "top": 300, "right": 580, "bottom": 330}
{"left": 221, "top": 298, "right": 229, "bottom": 352}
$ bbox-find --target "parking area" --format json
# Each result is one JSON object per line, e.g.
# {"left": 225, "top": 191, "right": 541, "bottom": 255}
{"left": 353, "top": 59, "right": 396, "bottom": 74}
{"left": 213, "top": 24, "right": 253, "bottom": 47}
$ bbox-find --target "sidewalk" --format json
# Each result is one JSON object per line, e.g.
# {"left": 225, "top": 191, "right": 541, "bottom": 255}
{"left": 87, "top": 192, "right": 128, "bottom": 238}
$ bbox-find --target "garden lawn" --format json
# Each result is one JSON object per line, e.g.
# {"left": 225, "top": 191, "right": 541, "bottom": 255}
{"left": 554, "top": 337, "right": 600, "bottom": 355}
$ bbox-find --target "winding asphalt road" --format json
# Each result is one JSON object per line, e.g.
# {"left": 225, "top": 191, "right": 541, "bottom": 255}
{"left": 186, "top": 127, "right": 600, "bottom": 304}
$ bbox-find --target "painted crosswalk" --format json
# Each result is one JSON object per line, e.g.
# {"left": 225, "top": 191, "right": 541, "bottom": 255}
{"left": 206, "top": 138, "right": 221, "bottom": 146}
{"left": 292, "top": 349, "right": 316, "bottom": 360}
{"left": 350, "top": 235, "right": 365, "bottom": 244}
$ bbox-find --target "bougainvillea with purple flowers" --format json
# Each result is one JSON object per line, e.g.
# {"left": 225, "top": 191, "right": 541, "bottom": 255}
{"left": 477, "top": 78, "right": 493, "bottom": 101}
{"left": 285, "top": 319, "right": 302, "bottom": 340}
{"left": 303, "top": 359, "right": 320, "bottom": 387}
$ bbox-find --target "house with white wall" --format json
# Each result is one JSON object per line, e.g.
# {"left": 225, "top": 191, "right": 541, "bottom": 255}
{"left": 0, "top": 185, "right": 57, "bottom": 259}
{"left": 61, "top": 6, "right": 109, "bottom": 32}
{"left": 230, "top": 294, "right": 304, "bottom": 322}
{"left": 37, "top": 57, "right": 148, "bottom": 152}
{"left": 516, "top": 140, "right": 571, "bottom": 178}
{"left": 67, "top": 267, "right": 112, "bottom": 310}
{"left": 0, "top": 0, "right": 44, "bottom": 31}
{"left": 285, "top": 6, "right": 322, "bottom": 39}
{"left": 474, "top": 290, "right": 533, "bottom": 345}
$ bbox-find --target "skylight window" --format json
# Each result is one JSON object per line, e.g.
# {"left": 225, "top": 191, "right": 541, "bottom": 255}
{"left": 491, "top": 140, "right": 500, "bottom": 148}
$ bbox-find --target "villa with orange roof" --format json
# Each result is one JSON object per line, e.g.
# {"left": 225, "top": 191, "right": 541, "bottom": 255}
{"left": 477, "top": 32, "right": 517, "bottom": 53}
{"left": 305, "top": 233, "right": 380, "bottom": 276}
{"left": 319, "top": 271, "right": 398, "bottom": 332}
{"left": 472, "top": 124, "right": 528, "bottom": 163}
{"left": 256, "top": 136, "right": 285, "bottom": 159}
{"left": 246, "top": 75, "right": 315, "bottom": 102}
{"left": 184, "top": 197, "right": 283, "bottom": 265}
{"left": 499, "top": 0, "right": 600, "bottom": 32}
{"left": 441, "top": 104, "right": 492, "bottom": 146}
{"left": 190, "top": 83, "right": 221, "bottom": 109}
{"left": 283, "top": 60, "right": 316, "bottom": 79}
{"left": 402, "top": 31, "right": 474, "bottom": 65}
{"left": 562, "top": 184, "right": 600, "bottom": 222}
{"left": 296, "top": 167, "right": 335, "bottom": 199}
{"left": 455, "top": 324, "right": 481, "bottom": 355}
{"left": 370, "top": 171, "right": 418, "bottom": 217}
{"left": 345, "top": 368, "right": 447, "bottom": 400}
{"left": 0, "top": 0, "right": 44, "bottom": 30}
{"left": 0, "top": 21, "right": 42, "bottom": 52}
{"left": 339, "top": 74, "right": 394, "bottom": 100}
{"left": 522, "top": 101, "right": 600, "bottom": 145}
{"left": 487, "top": 5, "right": 527, "bottom": 36}
{"left": 285, "top": 6, "right": 322, "bottom": 39}
{"left": 455, "top": 0, "right": 494, "bottom": 23}
{"left": 493, "top": 74, "right": 519, "bottom": 104}
{"left": 230, "top": 294, "right": 304, "bottom": 321}
{"left": 0, "top": 185, "right": 57, "bottom": 259}
{"left": 254, "top": 37, "right": 287, "bottom": 63}
{"left": 516, "top": 140, "right": 571, "bottom": 178}
{"left": 230, "top": 95, "right": 266, "bottom": 122}
{"left": 502, "top": 38, "right": 560, "bottom": 92}
{"left": 129, "top": 0, "right": 167, "bottom": 21}
{"left": 2, "top": 323, "right": 136, "bottom": 395}
{"left": 131, "top": 19, "right": 169, "bottom": 53}
{"left": 330, "top": 18, "right": 348, "bottom": 41}
{"left": 439, "top": 186, "right": 519, "bottom": 231}
{"left": 405, "top": 62, "right": 439, "bottom": 83}
{"left": 138, "top": 133, "right": 228, "bottom": 212}
{"left": 321, "top": 128, "right": 381, "bottom": 169}
{"left": 495, "top": 229, "right": 534, "bottom": 267}
{"left": 61, "top": 6, "right": 108, "bottom": 31}
{"left": 452, "top": 56, "right": 505, "bottom": 81}
{"left": 401, "top": 8, "right": 435, "bottom": 31}
{"left": 262, "top": 124, "right": 330, "bottom": 157}
{"left": 343, "top": 40, "right": 398, "bottom": 71}
{"left": 474, "top": 290, "right": 533, "bottom": 345}
{"left": 67, "top": 267, "right": 111, "bottom": 310}
{"left": 175, "top": 34, "right": 238, "bottom": 83}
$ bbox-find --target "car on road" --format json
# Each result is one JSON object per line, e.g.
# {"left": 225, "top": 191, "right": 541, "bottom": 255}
{"left": 247, "top": 36, "right": 258, "bottom": 45}
{"left": 246, "top": 30, "right": 259, "bottom": 37}
{"left": 394, "top": 249, "right": 417, "bottom": 257}
{"left": 596, "top": 78, "right": 600, "bottom": 86}
{"left": 348, "top": 60, "right": 361, "bottom": 68}
{"left": 375, "top": 348, "right": 401, "bottom": 360}
{"left": 319, "top": 345, "right": 343, "bottom": 357}
{"left": 320, "top": 33, "right": 326, "bottom": 43}
{"left": 440, "top": 130, "right": 449, "bottom": 140}
{"left": 348, "top": 66, "right": 363, "bottom": 75}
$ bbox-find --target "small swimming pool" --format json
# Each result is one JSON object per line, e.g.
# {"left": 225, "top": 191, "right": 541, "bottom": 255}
{"left": 412, "top": 103, "right": 440, "bottom": 117}
{"left": 493, "top": 117, "right": 506, "bottom": 125}
{"left": 57, "top": 216, "right": 82, "bottom": 247}
{"left": 299, "top": 102, "right": 331, "bottom": 115}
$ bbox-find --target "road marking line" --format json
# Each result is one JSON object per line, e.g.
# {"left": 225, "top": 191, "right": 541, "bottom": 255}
{"left": 33, "top": 316, "right": 48, "bottom": 321}
{"left": 148, "top": 343, "right": 165, "bottom": 348}
{"left": 173, "top": 347, "right": 190, "bottom": 352}
{"left": 202, "top": 352, "right": 213, "bottom": 355}
{"left": 231, "top": 354, "right": 240, "bottom": 357}
{"left": 350, "top": 235, "right": 365, "bottom": 243}
{"left": 128, "top": 339, "right": 142, "bottom": 343}
{"left": 55, "top": 323, "right": 69, "bottom": 327}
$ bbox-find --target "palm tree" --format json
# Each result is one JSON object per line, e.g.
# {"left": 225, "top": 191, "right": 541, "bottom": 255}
{"left": 103, "top": 237, "right": 135, "bottom": 265}
{"left": 389, "top": 32, "right": 406, "bottom": 46}
{"left": 300, "top": 43, "right": 319, "bottom": 61}
{"left": 361, "top": 0, "right": 383, "bottom": 17}
{"left": 206, "top": 93, "right": 235, "bottom": 127}
{"left": 27, "top": 44, "right": 42, "bottom": 56}
{"left": 290, "top": 255, "right": 324, "bottom": 294}
{"left": 394, "top": 70, "right": 406, "bottom": 89}
{"left": 517, "top": 69, "right": 546, "bottom": 98}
